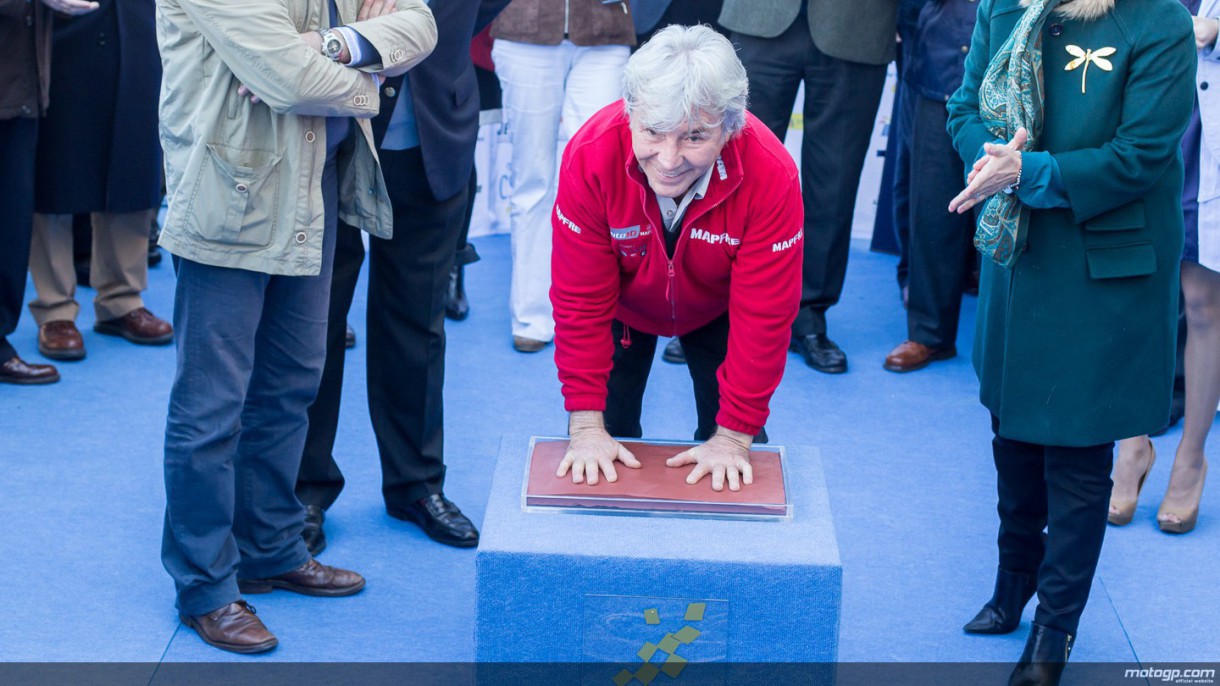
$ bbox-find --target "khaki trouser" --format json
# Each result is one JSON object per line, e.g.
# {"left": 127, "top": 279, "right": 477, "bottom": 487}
{"left": 27, "top": 210, "right": 153, "bottom": 326}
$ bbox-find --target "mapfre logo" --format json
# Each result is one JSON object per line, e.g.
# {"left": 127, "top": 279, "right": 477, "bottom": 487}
{"left": 555, "top": 206, "right": 582, "bottom": 235}
{"left": 690, "top": 228, "right": 740, "bottom": 246}
{"left": 772, "top": 228, "right": 803, "bottom": 252}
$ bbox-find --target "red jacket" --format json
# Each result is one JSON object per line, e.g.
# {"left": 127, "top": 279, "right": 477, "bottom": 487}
{"left": 551, "top": 102, "right": 804, "bottom": 435}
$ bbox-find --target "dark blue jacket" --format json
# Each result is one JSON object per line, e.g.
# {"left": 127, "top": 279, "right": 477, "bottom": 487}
{"left": 371, "top": 0, "right": 509, "bottom": 201}
{"left": 899, "top": 0, "right": 930, "bottom": 39}
{"left": 908, "top": 0, "right": 978, "bottom": 103}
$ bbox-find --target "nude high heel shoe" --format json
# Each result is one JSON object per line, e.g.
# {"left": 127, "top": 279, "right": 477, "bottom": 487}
{"left": 1108, "top": 438, "right": 1155, "bottom": 526}
{"left": 1158, "top": 459, "right": 1207, "bottom": 534}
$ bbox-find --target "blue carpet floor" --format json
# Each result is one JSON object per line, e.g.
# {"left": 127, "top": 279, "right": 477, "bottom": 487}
{"left": 0, "top": 234, "right": 1216, "bottom": 665}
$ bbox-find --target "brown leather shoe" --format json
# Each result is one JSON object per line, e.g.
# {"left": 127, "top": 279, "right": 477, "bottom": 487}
{"left": 181, "top": 600, "right": 278, "bottom": 654}
{"left": 238, "top": 558, "right": 365, "bottom": 597}
{"left": 512, "top": 335, "right": 548, "bottom": 353}
{"left": 0, "top": 356, "right": 60, "bottom": 385}
{"left": 883, "top": 340, "right": 956, "bottom": 373}
{"left": 38, "top": 320, "right": 86, "bottom": 361}
{"left": 94, "top": 307, "right": 173, "bottom": 345}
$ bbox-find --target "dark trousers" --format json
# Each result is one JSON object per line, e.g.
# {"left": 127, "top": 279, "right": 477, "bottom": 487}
{"left": 297, "top": 147, "right": 469, "bottom": 512}
{"left": 734, "top": 22, "right": 887, "bottom": 338}
{"left": 990, "top": 415, "right": 1114, "bottom": 635}
{"left": 891, "top": 83, "right": 914, "bottom": 290}
{"left": 161, "top": 157, "right": 338, "bottom": 617}
{"left": 453, "top": 168, "right": 480, "bottom": 270}
{"left": 604, "top": 315, "right": 766, "bottom": 443}
{"left": 906, "top": 95, "right": 976, "bottom": 349}
{"left": 0, "top": 117, "right": 39, "bottom": 362}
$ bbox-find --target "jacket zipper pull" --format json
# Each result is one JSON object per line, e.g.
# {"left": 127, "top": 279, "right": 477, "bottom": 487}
{"left": 620, "top": 325, "right": 632, "bottom": 350}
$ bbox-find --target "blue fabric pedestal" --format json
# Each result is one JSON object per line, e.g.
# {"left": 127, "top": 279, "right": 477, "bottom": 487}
{"left": 475, "top": 435, "right": 842, "bottom": 682}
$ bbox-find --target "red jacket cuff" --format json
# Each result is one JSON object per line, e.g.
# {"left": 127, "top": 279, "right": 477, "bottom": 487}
{"left": 714, "top": 409, "right": 762, "bottom": 437}
{"left": 564, "top": 394, "right": 607, "bottom": 413}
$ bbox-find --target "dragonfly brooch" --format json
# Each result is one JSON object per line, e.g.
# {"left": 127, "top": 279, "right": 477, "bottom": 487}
{"left": 1064, "top": 45, "right": 1116, "bottom": 94}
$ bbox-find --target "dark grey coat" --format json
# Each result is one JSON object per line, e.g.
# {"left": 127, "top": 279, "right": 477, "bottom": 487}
{"left": 719, "top": 0, "right": 899, "bottom": 65}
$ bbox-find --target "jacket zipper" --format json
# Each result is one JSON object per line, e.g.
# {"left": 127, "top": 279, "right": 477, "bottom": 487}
{"left": 666, "top": 260, "right": 677, "bottom": 336}
{"left": 665, "top": 193, "right": 732, "bottom": 336}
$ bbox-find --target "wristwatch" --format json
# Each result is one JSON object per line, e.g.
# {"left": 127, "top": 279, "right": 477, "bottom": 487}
{"left": 318, "top": 28, "right": 344, "bottom": 61}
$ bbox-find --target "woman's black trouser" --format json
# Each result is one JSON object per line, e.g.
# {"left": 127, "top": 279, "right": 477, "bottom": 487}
{"left": 990, "top": 414, "right": 1113, "bottom": 635}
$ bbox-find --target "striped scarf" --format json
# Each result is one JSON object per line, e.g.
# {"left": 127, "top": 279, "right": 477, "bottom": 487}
{"left": 975, "top": 0, "right": 1062, "bottom": 268}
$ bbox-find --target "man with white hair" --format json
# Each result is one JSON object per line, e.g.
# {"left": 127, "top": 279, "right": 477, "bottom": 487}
{"left": 550, "top": 25, "right": 804, "bottom": 492}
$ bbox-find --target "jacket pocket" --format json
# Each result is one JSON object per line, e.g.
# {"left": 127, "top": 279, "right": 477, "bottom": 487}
{"left": 1085, "top": 243, "right": 1156, "bottom": 280}
{"left": 189, "top": 143, "right": 282, "bottom": 248}
{"left": 1084, "top": 201, "right": 1144, "bottom": 232}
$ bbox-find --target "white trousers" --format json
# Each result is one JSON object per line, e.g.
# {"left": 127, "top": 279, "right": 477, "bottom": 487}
{"left": 492, "top": 38, "right": 629, "bottom": 341}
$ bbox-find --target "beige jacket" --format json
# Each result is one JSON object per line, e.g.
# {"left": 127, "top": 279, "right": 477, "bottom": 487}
{"left": 156, "top": 0, "right": 436, "bottom": 276}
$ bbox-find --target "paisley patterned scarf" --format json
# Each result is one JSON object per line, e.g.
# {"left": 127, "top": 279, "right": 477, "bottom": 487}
{"left": 975, "top": 0, "right": 1062, "bottom": 268}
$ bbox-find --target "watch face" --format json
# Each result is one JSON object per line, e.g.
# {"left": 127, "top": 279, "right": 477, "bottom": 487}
{"left": 323, "top": 32, "right": 342, "bottom": 58}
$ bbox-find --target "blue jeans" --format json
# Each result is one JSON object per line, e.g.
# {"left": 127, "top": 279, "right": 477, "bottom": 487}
{"left": 161, "top": 158, "right": 338, "bottom": 617}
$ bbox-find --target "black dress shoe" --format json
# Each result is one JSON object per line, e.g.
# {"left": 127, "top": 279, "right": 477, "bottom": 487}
{"left": 445, "top": 264, "right": 470, "bottom": 321}
{"left": 789, "top": 334, "right": 847, "bottom": 374}
{"left": 302, "top": 505, "right": 327, "bottom": 557}
{"left": 388, "top": 493, "right": 479, "bottom": 548}
{"left": 661, "top": 338, "right": 686, "bottom": 364}
{"left": 1008, "top": 623, "right": 1072, "bottom": 686}
{"left": 964, "top": 568, "right": 1038, "bottom": 634}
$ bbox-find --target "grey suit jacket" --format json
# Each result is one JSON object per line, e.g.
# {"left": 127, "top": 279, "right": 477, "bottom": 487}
{"left": 719, "top": 0, "right": 898, "bottom": 65}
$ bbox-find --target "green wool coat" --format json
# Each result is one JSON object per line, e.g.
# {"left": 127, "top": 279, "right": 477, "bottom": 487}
{"left": 947, "top": 0, "right": 1196, "bottom": 447}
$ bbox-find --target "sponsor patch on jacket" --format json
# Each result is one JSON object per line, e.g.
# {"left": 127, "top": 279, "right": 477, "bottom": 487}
{"left": 556, "top": 205, "right": 582, "bottom": 234}
{"left": 772, "top": 228, "right": 803, "bottom": 252}
{"left": 690, "top": 227, "right": 741, "bottom": 246}
{"left": 610, "top": 226, "right": 641, "bottom": 241}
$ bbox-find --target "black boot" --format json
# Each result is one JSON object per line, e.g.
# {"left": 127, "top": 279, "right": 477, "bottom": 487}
{"left": 445, "top": 264, "right": 469, "bottom": 321}
{"left": 301, "top": 505, "right": 327, "bottom": 557}
{"left": 1008, "top": 623, "right": 1072, "bottom": 686}
{"left": 662, "top": 338, "right": 686, "bottom": 364}
{"left": 963, "top": 568, "right": 1037, "bottom": 634}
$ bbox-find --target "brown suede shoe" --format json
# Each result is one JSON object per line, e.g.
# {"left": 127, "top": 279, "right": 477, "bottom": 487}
{"left": 181, "top": 600, "right": 278, "bottom": 654}
{"left": 0, "top": 356, "right": 60, "bottom": 385}
{"left": 94, "top": 307, "right": 173, "bottom": 345}
{"left": 38, "top": 320, "right": 86, "bottom": 361}
{"left": 883, "top": 340, "right": 956, "bottom": 373}
{"left": 238, "top": 558, "right": 365, "bottom": 597}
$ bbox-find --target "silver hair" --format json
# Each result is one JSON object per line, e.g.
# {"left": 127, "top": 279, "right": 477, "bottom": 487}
{"left": 623, "top": 24, "right": 749, "bottom": 135}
